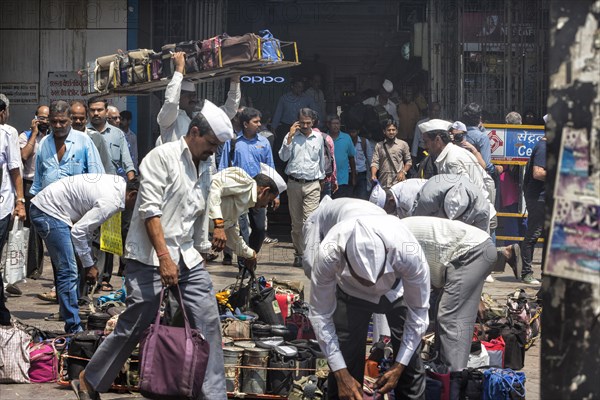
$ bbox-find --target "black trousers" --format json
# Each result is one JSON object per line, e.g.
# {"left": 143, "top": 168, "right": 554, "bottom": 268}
{"left": 0, "top": 214, "right": 12, "bottom": 325}
{"left": 520, "top": 196, "right": 545, "bottom": 276}
{"left": 23, "top": 179, "right": 44, "bottom": 279}
{"left": 328, "top": 287, "right": 426, "bottom": 400}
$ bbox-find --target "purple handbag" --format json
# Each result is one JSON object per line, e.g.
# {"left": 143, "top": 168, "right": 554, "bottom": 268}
{"left": 139, "top": 286, "right": 209, "bottom": 399}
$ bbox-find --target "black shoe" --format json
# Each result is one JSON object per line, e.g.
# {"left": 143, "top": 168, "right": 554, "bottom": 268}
{"left": 222, "top": 255, "right": 233, "bottom": 265}
{"left": 5, "top": 284, "right": 22, "bottom": 296}
{"left": 507, "top": 244, "right": 522, "bottom": 279}
{"left": 293, "top": 255, "right": 303, "bottom": 268}
{"left": 44, "top": 312, "right": 64, "bottom": 321}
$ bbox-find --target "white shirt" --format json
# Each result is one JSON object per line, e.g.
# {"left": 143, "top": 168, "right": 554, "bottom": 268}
{"left": 124, "top": 137, "right": 212, "bottom": 268}
{"left": 207, "top": 167, "right": 257, "bottom": 259}
{"left": 0, "top": 124, "right": 22, "bottom": 219}
{"left": 18, "top": 130, "right": 47, "bottom": 180}
{"left": 156, "top": 71, "right": 241, "bottom": 145}
{"left": 388, "top": 179, "right": 428, "bottom": 218}
{"left": 278, "top": 129, "right": 325, "bottom": 180}
{"left": 434, "top": 143, "right": 496, "bottom": 216}
{"left": 363, "top": 96, "right": 399, "bottom": 123}
{"left": 401, "top": 217, "right": 490, "bottom": 288}
{"left": 309, "top": 215, "right": 430, "bottom": 370}
{"left": 303, "top": 196, "right": 386, "bottom": 277}
{"left": 31, "top": 174, "right": 125, "bottom": 268}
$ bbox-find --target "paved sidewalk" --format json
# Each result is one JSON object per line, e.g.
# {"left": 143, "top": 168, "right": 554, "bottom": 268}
{"left": 0, "top": 241, "right": 542, "bottom": 400}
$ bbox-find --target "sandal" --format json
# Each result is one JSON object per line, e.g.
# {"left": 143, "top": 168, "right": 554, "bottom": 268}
{"left": 100, "top": 282, "right": 114, "bottom": 292}
{"left": 71, "top": 379, "right": 101, "bottom": 400}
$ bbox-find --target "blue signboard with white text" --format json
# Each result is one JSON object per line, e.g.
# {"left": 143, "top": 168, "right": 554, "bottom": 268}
{"left": 484, "top": 124, "right": 545, "bottom": 161}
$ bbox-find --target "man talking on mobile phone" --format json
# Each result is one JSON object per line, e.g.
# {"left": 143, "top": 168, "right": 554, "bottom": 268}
{"left": 278, "top": 108, "right": 326, "bottom": 268}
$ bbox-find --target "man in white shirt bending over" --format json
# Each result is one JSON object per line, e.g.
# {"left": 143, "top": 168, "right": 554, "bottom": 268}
{"left": 29, "top": 174, "right": 139, "bottom": 334}
{"left": 208, "top": 163, "right": 286, "bottom": 271}
{"left": 310, "top": 215, "right": 430, "bottom": 399}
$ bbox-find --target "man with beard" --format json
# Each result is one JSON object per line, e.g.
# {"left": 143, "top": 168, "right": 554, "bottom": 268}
{"left": 70, "top": 101, "right": 115, "bottom": 174}
{"left": 87, "top": 99, "right": 136, "bottom": 180}
{"left": 370, "top": 120, "right": 412, "bottom": 189}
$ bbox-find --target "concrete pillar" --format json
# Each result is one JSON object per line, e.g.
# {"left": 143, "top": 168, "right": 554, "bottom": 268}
{"left": 541, "top": 1, "right": 600, "bottom": 397}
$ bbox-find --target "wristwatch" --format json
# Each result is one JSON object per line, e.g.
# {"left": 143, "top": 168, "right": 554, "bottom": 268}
{"left": 16, "top": 198, "right": 26, "bottom": 204}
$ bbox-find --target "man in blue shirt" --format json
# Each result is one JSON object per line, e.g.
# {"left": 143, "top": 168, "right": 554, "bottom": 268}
{"left": 462, "top": 103, "right": 495, "bottom": 177}
{"left": 29, "top": 100, "right": 105, "bottom": 333}
{"left": 219, "top": 107, "right": 277, "bottom": 267}
{"left": 31, "top": 101, "right": 105, "bottom": 195}
{"left": 326, "top": 115, "right": 356, "bottom": 198}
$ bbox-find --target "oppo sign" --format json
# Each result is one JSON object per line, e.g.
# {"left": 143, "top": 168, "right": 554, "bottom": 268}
{"left": 241, "top": 76, "right": 286, "bottom": 84}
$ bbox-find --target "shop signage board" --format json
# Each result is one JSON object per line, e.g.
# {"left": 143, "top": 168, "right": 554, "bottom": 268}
{"left": 0, "top": 83, "right": 39, "bottom": 104}
{"left": 47, "top": 71, "right": 87, "bottom": 103}
{"left": 484, "top": 124, "right": 545, "bottom": 161}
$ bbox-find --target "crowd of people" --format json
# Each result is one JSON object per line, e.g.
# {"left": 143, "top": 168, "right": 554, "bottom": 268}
{"left": 0, "top": 50, "right": 547, "bottom": 399}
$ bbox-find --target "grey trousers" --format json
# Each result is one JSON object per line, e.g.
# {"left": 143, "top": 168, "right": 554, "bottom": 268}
{"left": 436, "top": 239, "right": 497, "bottom": 371}
{"left": 85, "top": 259, "right": 226, "bottom": 399}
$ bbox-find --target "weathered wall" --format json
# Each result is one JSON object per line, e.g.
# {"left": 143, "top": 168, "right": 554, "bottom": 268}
{"left": 0, "top": 0, "right": 127, "bottom": 131}
{"left": 542, "top": 0, "right": 600, "bottom": 397}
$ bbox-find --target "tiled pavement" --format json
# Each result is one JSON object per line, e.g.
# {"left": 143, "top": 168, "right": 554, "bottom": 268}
{"left": 0, "top": 241, "right": 542, "bottom": 399}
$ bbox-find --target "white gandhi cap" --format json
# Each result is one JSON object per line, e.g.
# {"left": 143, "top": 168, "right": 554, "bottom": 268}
{"left": 418, "top": 119, "right": 452, "bottom": 134}
{"left": 259, "top": 163, "right": 287, "bottom": 194}
{"left": 200, "top": 100, "right": 234, "bottom": 142}
{"left": 346, "top": 220, "right": 387, "bottom": 284}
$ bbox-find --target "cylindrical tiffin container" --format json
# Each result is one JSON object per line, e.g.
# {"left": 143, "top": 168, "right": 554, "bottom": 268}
{"left": 241, "top": 347, "right": 270, "bottom": 394}
{"left": 223, "top": 346, "right": 245, "bottom": 392}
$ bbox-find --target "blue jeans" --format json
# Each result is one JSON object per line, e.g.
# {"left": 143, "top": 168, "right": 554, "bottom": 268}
{"left": 30, "top": 205, "right": 83, "bottom": 333}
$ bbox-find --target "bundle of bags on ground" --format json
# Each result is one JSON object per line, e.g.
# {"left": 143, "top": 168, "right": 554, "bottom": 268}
{"left": 216, "top": 273, "right": 328, "bottom": 396}
{"left": 0, "top": 281, "right": 132, "bottom": 388}
{"left": 89, "top": 29, "right": 285, "bottom": 93}
{"left": 421, "top": 289, "right": 541, "bottom": 400}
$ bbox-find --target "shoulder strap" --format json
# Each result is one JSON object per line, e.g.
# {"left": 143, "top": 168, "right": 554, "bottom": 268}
{"left": 228, "top": 136, "right": 239, "bottom": 167}
{"left": 382, "top": 141, "right": 398, "bottom": 175}
{"left": 321, "top": 133, "right": 332, "bottom": 159}
{"left": 360, "top": 137, "right": 368, "bottom": 158}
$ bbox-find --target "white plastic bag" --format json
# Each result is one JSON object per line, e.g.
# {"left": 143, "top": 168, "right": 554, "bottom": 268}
{"left": 1, "top": 219, "right": 29, "bottom": 285}
{"left": 467, "top": 342, "right": 490, "bottom": 368}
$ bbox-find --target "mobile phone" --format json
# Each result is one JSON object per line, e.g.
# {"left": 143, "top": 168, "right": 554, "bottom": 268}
{"left": 34, "top": 116, "right": 38, "bottom": 120}
{"left": 453, "top": 132, "right": 465, "bottom": 144}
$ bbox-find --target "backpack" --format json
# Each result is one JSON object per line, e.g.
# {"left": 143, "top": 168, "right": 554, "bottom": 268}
{"left": 321, "top": 133, "right": 334, "bottom": 178}
{"left": 259, "top": 29, "right": 283, "bottom": 62}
